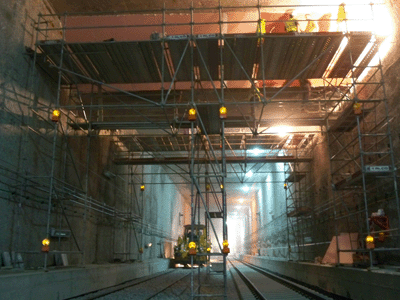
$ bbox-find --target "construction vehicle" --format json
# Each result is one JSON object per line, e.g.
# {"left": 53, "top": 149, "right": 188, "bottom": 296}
{"left": 173, "top": 224, "right": 210, "bottom": 267}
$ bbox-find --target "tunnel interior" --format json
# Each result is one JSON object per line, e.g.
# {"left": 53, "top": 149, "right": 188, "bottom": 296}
{"left": 1, "top": 0, "right": 400, "bottom": 299}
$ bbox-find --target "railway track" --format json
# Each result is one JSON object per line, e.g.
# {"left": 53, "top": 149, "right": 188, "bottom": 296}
{"left": 229, "top": 259, "right": 345, "bottom": 300}
{"left": 67, "top": 269, "right": 190, "bottom": 300}
{"left": 68, "top": 261, "right": 347, "bottom": 299}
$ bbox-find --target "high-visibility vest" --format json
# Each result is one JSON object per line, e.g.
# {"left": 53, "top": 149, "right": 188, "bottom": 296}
{"left": 257, "top": 19, "right": 266, "bottom": 35}
{"left": 305, "top": 20, "right": 316, "bottom": 33}
{"left": 285, "top": 18, "right": 297, "bottom": 32}
{"left": 337, "top": 4, "right": 346, "bottom": 23}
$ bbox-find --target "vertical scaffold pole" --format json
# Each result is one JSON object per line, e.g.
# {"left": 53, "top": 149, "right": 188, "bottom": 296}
{"left": 219, "top": 2, "right": 227, "bottom": 297}
{"left": 190, "top": 120, "right": 195, "bottom": 299}
{"left": 161, "top": 2, "right": 165, "bottom": 104}
{"left": 190, "top": 3, "right": 195, "bottom": 298}
{"left": 81, "top": 84, "right": 94, "bottom": 266}
{"left": 222, "top": 119, "right": 227, "bottom": 299}
{"left": 44, "top": 12, "right": 67, "bottom": 271}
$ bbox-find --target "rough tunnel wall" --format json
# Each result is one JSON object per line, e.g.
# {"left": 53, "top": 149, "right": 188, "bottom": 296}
{"left": 60, "top": 134, "right": 132, "bottom": 264}
{"left": 0, "top": 0, "right": 172, "bottom": 268}
{"left": 135, "top": 165, "right": 186, "bottom": 260}
{"left": 310, "top": 133, "right": 334, "bottom": 258}
{"left": 0, "top": 0, "right": 64, "bottom": 268}
{"left": 245, "top": 164, "right": 288, "bottom": 259}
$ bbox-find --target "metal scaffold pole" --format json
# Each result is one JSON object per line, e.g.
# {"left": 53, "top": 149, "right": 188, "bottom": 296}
{"left": 190, "top": 3, "right": 195, "bottom": 296}
{"left": 219, "top": 1, "right": 228, "bottom": 297}
{"left": 190, "top": 121, "right": 195, "bottom": 299}
{"left": 44, "top": 12, "right": 67, "bottom": 271}
{"left": 222, "top": 119, "right": 227, "bottom": 299}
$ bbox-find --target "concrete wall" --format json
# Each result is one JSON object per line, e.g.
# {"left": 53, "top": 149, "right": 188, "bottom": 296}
{"left": 0, "top": 0, "right": 186, "bottom": 270}
{"left": 0, "top": 0, "right": 62, "bottom": 268}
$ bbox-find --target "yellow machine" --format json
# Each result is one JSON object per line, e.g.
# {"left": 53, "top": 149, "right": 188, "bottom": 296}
{"left": 173, "top": 224, "right": 210, "bottom": 266}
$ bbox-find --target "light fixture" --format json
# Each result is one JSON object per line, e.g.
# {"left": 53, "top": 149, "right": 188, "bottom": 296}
{"left": 41, "top": 238, "right": 50, "bottom": 252}
{"left": 219, "top": 106, "right": 227, "bottom": 119}
{"left": 366, "top": 235, "right": 374, "bottom": 243}
{"left": 188, "top": 108, "right": 196, "bottom": 121}
{"left": 141, "top": 185, "right": 145, "bottom": 191}
{"left": 222, "top": 240, "right": 230, "bottom": 254}
{"left": 366, "top": 235, "right": 375, "bottom": 249}
{"left": 242, "top": 186, "right": 249, "bottom": 192}
{"left": 248, "top": 148, "right": 263, "bottom": 156}
{"left": 267, "top": 126, "right": 292, "bottom": 137}
{"left": 51, "top": 109, "right": 60, "bottom": 122}
{"left": 245, "top": 170, "right": 253, "bottom": 177}
{"left": 189, "top": 241, "right": 196, "bottom": 255}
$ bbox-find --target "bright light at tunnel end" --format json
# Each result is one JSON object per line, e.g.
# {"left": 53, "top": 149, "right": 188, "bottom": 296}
{"left": 248, "top": 148, "right": 264, "bottom": 156}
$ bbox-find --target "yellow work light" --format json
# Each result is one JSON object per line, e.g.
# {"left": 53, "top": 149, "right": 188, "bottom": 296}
{"left": 52, "top": 109, "right": 60, "bottom": 122}
{"left": 189, "top": 241, "right": 196, "bottom": 255}
{"left": 220, "top": 184, "right": 224, "bottom": 190}
{"left": 366, "top": 235, "right": 374, "bottom": 243}
{"left": 207, "top": 247, "right": 211, "bottom": 252}
{"left": 219, "top": 106, "right": 227, "bottom": 119}
{"left": 366, "top": 235, "right": 375, "bottom": 249}
{"left": 353, "top": 102, "right": 362, "bottom": 115}
{"left": 222, "top": 240, "right": 230, "bottom": 254}
{"left": 41, "top": 238, "right": 50, "bottom": 252}
{"left": 188, "top": 108, "right": 197, "bottom": 121}
{"left": 141, "top": 185, "right": 145, "bottom": 191}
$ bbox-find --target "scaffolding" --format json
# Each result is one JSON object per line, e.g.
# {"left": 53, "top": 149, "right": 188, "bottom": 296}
{"left": 24, "top": 2, "right": 400, "bottom": 297}
{"left": 326, "top": 4, "right": 400, "bottom": 268}
{"left": 285, "top": 159, "right": 314, "bottom": 261}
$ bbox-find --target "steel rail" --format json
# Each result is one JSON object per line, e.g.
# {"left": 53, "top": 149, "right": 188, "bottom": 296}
{"left": 228, "top": 260, "right": 266, "bottom": 300}
{"left": 65, "top": 270, "right": 181, "bottom": 300}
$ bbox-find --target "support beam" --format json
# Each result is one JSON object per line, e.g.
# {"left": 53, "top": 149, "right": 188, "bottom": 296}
{"left": 114, "top": 156, "right": 312, "bottom": 165}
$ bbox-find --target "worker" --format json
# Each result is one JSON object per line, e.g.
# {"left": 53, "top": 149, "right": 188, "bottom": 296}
{"left": 285, "top": 14, "right": 299, "bottom": 33}
{"left": 303, "top": 14, "right": 318, "bottom": 33}
{"left": 257, "top": 18, "right": 266, "bottom": 36}
{"left": 257, "top": 18, "right": 266, "bottom": 44}
{"left": 337, "top": 3, "right": 347, "bottom": 32}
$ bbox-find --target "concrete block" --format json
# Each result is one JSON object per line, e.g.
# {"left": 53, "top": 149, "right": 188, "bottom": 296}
{"left": 11, "top": 252, "right": 24, "bottom": 269}
{"left": 2, "top": 252, "right": 12, "bottom": 267}
{"left": 61, "top": 254, "right": 69, "bottom": 266}
{"left": 211, "top": 262, "right": 224, "bottom": 272}
{"left": 54, "top": 252, "right": 68, "bottom": 266}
